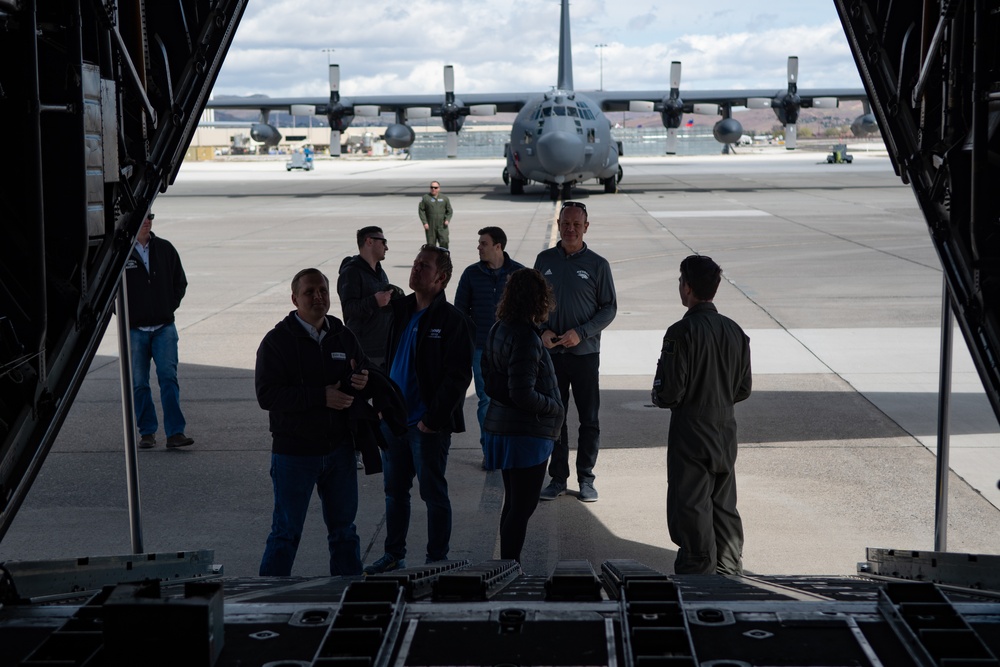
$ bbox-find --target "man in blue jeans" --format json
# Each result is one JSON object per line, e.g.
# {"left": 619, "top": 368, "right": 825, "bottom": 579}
{"left": 454, "top": 227, "right": 523, "bottom": 466}
{"left": 124, "top": 212, "right": 194, "bottom": 449}
{"left": 364, "top": 246, "right": 473, "bottom": 574}
{"left": 255, "top": 268, "right": 371, "bottom": 576}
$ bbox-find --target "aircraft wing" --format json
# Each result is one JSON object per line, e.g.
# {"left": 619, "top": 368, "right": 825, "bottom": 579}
{"left": 205, "top": 93, "right": 531, "bottom": 115}
{"left": 584, "top": 58, "right": 871, "bottom": 152}
{"left": 590, "top": 88, "right": 868, "bottom": 112}
{"left": 207, "top": 67, "right": 535, "bottom": 158}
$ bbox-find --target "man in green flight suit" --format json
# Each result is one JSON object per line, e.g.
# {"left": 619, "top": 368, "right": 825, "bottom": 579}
{"left": 418, "top": 181, "right": 453, "bottom": 249}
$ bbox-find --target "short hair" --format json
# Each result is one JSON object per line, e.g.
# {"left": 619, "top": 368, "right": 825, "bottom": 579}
{"left": 478, "top": 226, "right": 507, "bottom": 250}
{"left": 356, "top": 226, "right": 383, "bottom": 249}
{"left": 419, "top": 244, "right": 454, "bottom": 288}
{"left": 679, "top": 255, "right": 722, "bottom": 301}
{"left": 291, "top": 268, "right": 329, "bottom": 293}
{"left": 496, "top": 268, "right": 555, "bottom": 324}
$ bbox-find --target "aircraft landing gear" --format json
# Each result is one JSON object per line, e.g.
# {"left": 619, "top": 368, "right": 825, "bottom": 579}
{"left": 602, "top": 177, "right": 616, "bottom": 193}
{"left": 510, "top": 179, "right": 525, "bottom": 195}
{"left": 562, "top": 183, "right": 573, "bottom": 200}
{"left": 549, "top": 184, "right": 560, "bottom": 201}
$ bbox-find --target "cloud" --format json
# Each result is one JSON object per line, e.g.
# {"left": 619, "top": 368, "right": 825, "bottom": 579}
{"left": 210, "top": 0, "right": 862, "bottom": 98}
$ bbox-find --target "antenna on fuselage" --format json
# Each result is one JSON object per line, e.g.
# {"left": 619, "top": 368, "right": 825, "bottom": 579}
{"left": 557, "top": 0, "right": 574, "bottom": 90}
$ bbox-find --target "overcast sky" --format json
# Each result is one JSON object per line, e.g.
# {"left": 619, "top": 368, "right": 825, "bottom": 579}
{"left": 211, "top": 0, "right": 862, "bottom": 98}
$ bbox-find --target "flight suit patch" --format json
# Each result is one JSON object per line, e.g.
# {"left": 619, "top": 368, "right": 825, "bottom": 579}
{"left": 663, "top": 338, "right": 676, "bottom": 354}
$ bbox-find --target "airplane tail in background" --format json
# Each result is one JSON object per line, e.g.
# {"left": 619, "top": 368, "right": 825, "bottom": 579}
{"left": 557, "top": 0, "right": 573, "bottom": 90}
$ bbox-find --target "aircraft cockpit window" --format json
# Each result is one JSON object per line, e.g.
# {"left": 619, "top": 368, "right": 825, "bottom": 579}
{"left": 542, "top": 107, "right": 553, "bottom": 117}
{"left": 553, "top": 106, "right": 567, "bottom": 116}
{"left": 587, "top": 128, "right": 596, "bottom": 143}
{"left": 524, "top": 130, "right": 533, "bottom": 144}
{"left": 576, "top": 102, "right": 595, "bottom": 120}
{"left": 567, "top": 107, "right": 579, "bottom": 117}
{"left": 530, "top": 106, "right": 543, "bottom": 120}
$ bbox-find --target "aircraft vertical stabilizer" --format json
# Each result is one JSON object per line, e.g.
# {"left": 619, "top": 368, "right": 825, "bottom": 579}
{"left": 557, "top": 0, "right": 574, "bottom": 90}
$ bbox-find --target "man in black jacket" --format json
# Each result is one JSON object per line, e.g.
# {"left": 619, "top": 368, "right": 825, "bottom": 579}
{"left": 255, "top": 268, "right": 371, "bottom": 576}
{"left": 337, "top": 226, "right": 394, "bottom": 368}
{"left": 124, "top": 212, "right": 193, "bottom": 449}
{"left": 364, "top": 246, "right": 474, "bottom": 574}
{"left": 651, "top": 255, "right": 752, "bottom": 575}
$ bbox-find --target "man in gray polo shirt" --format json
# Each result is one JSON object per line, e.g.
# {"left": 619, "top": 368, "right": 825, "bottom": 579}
{"left": 533, "top": 201, "right": 617, "bottom": 502}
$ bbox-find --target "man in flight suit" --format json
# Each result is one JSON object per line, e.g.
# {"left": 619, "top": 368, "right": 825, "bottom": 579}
{"left": 651, "top": 255, "right": 752, "bottom": 575}
{"left": 418, "top": 181, "right": 452, "bottom": 249}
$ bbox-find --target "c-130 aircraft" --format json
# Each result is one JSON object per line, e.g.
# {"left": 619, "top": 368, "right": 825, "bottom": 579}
{"left": 207, "top": 0, "right": 875, "bottom": 201}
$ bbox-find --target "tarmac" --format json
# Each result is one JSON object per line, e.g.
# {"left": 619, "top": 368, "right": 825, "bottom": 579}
{"left": 2, "top": 150, "right": 998, "bottom": 579}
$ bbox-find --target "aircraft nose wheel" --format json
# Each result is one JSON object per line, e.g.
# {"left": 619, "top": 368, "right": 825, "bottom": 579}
{"left": 551, "top": 183, "right": 572, "bottom": 201}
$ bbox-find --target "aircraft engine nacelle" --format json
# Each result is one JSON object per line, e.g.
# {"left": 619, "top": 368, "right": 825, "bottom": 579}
{"left": 250, "top": 123, "right": 282, "bottom": 148}
{"left": 713, "top": 118, "right": 744, "bottom": 145}
{"left": 384, "top": 123, "right": 416, "bottom": 149}
{"left": 851, "top": 113, "right": 878, "bottom": 137}
{"left": 469, "top": 104, "right": 497, "bottom": 116}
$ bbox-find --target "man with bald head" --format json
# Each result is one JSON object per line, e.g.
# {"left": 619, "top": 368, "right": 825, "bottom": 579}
{"left": 533, "top": 201, "right": 617, "bottom": 503}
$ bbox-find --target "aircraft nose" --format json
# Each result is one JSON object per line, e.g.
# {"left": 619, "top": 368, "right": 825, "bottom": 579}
{"left": 537, "top": 131, "right": 585, "bottom": 176}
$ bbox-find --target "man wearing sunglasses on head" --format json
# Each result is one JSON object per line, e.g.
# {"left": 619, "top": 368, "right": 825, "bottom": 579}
{"left": 533, "top": 201, "right": 617, "bottom": 503}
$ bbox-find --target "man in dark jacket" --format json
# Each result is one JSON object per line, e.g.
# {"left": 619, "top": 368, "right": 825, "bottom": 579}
{"left": 651, "top": 255, "right": 752, "bottom": 575}
{"left": 364, "top": 246, "right": 474, "bottom": 574}
{"left": 255, "top": 268, "right": 371, "bottom": 577}
{"left": 454, "top": 226, "right": 524, "bottom": 461}
{"left": 534, "top": 202, "right": 617, "bottom": 503}
{"left": 337, "top": 226, "right": 394, "bottom": 368}
{"left": 124, "top": 212, "right": 193, "bottom": 450}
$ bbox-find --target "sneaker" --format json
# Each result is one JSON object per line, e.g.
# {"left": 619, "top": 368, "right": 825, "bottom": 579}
{"left": 539, "top": 480, "right": 567, "bottom": 501}
{"left": 364, "top": 553, "right": 406, "bottom": 575}
{"left": 138, "top": 434, "right": 156, "bottom": 449}
{"left": 166, "top": 433, "right": 194, "bottom": 449}
{"left": 355, "top": 451, "right": 364, "bottom": 469}
{"left": 579, "top": 481, "right": 599, "bottom": 503}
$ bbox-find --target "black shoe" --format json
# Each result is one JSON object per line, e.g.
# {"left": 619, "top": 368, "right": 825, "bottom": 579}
{"left": 539, "top": 480, "right": 567, "bottom": 501}
{"left": 578, "top": 482, "right": 599, "bottom": 502}
{"left": 138, "top": 434, "right": 156, "bottom": 449}
{"left": 364, "top": 554, "right": 406, "bottom": 575}
{"left": 166, "top": 433, "right": 194, "bottom": 449}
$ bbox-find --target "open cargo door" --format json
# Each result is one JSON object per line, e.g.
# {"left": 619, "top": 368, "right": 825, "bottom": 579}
{"left": 0, "top": 0, "right": 248, "bottom": 542}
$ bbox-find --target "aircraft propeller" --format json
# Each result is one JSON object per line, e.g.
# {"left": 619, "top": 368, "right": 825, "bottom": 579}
{"left": 662, "top": 61, "right": 684, "bottom": 155}
{"left": 628, "top": 61, "right": 686, "bottom": 155}
{"left": 781, "top": 56, "right": 801, "bottom": 149}
{"left": 320, "top": 64, "right": 357, "bottom": 157}
{"left": 441, "top": 65, "right": 462, "bottom": 158}
{"left": 748, "top": 56, "right": 801, "bottom": 149}
{"left": 432, "top": 65, "right": 496, "bottom": 158}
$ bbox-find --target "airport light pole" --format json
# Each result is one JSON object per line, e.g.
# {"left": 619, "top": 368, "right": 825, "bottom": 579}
{"left": 595, "top": 43, "right": 607, "bottom": 90}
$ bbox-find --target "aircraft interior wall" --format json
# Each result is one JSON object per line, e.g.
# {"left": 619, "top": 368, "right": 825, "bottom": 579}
{"left": 834, "top": 0, "right": 1000, "bottom": 425}
{"left": 0, "top": 0, "right": 249, "bottom": 543}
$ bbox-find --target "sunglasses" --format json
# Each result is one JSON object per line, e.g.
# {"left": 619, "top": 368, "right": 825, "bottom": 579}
{"left": 369, "top": 236, "right": 387, "bottom": 244}
{"left": 430, "top": 186, "right": 440, "bottom": 189}
{"left": 561, "top": 201, "right": 586, "bottom": 212}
